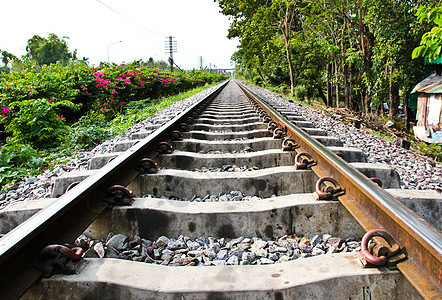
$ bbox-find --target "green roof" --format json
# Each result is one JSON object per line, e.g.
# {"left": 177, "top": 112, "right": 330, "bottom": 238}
{"left": 425, "top": 55, "right": 442, "bottom": 65}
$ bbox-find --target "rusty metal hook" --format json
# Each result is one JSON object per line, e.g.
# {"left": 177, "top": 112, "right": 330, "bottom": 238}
{"left": 65, "top": 181, "right": 80, "bottom": 194}
{"left": 170, "top": 130, "right": 183, "bottom": 141}
{"left": 335, "top": 152, "right": 346, "bottom": 161}
{"left": 157, "top": 141, "right": 174, "bottom": 154}
{"left": 136, "top": 158, "right": 158, "bottom": 174}
{"left": 105, "top": 185, "right": 134, "bottom": 205}
{"left": 267, "top": 121, "right": 278, "bottom": 132}
{"left": 178, "top": 123, "right": 190, "bottom": 132}
{"left": 360, "top": 229, "right": 401, "bottom": 266}
{"left": 315, "top": 177, "right": 345, "bottom": 200}
{"left": 273, "top": 128, "right": 285, "bottom": 139}
{"left": 295, "top": 152, "right": 317, "bottom": 170}
{"left": 370, "top": 177, "right": 383, "bottom": 187}
{"left": 262, "top": 116, "right": 272, "bottom": 123}
{"left": 282, "top": 138, "right": 300, "bottom": 151}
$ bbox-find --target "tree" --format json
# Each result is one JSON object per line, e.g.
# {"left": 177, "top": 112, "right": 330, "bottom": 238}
{"left": 26, "top": 33, "right": 76, "bottom": 66}
{"left": 0, "top": 50, "right": 17, "bottom": 73}
{"left": 412, "top": 4, "right": 442, "bottom": 61}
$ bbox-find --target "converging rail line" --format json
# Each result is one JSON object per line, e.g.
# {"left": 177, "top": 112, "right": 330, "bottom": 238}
{"left": 0, "top": 80, "right": 440, "bottom": 299}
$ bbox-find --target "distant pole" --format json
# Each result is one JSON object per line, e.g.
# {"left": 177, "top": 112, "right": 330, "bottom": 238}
{"left": 199, "top": 56, "right": 203, "bottom": 69}
{"left": 107, "top": 40, "right": 122, "bottom": 63}
{"left": 165, "top": 36, "right": 177, "bottom": 72}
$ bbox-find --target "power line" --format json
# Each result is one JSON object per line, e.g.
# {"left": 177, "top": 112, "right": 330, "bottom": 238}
{"left": 96, "top": 0, "right": 166, "bottom": 39}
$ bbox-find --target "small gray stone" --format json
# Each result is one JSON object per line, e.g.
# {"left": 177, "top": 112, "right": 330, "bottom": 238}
{"left": 254, "top": 248, "right": 268, "bottom": 257}
{"left": 260, "top": 258, "right": 274, "bottom": 264}
{"left": 268, "top": 253, "right": 279, "bottom": 261}
{"left": 216, "top": 249, "right": 228, "bottom": 260}
{"left": 203, "top": 249, "right": 216, "bottom": 259}
{"left": 242, "top": 251, "right": 256, "bottom": 263}
{"left": 277, "top": 255, "right": 291, "bottom": 263}
{"left": 211, "top": 260, "right": 227, "bottom": 266}
{"left": 25, "top": 177, "right": 38, "bottom": 184}
{"left": 106, "top": 234, "right": 128, "bottom": 249}
{"left": 156, "top": 236, "right": 170, "bottom": 248}
{"left": 312, "top": 247, "right": 325, "bottom": 256}
{"left": 167, "top": 240, "right": 186, "bottom": 250}
{"left": 227, "top": 255, "right": 239, "bottom": 265}
{"left": 188, "top": 250, "right": 203, "bottom": 257}
{"left": 93, "top": 242, "right": 105, "bottom": 258}
{"left": 187, "top": 241, "right": 201, "bottom": 250}
{"left": 299, "top": 243, "right": 312, "bottom": 253}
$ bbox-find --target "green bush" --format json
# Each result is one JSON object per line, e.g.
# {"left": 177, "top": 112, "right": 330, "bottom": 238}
{"left": 416, "top": 142, "right": 442, "bottom": 162}
{"left": 5, "top": 99, "right": 73, "bottom": 149}
{"left": 0, "top": 143, "right": 44, "bottom": 188}
{"left": 64, "top": 113, "right": 111, "bottom": 150}
{"left": 294, "top": 85, "right": 307, "bottom": 102}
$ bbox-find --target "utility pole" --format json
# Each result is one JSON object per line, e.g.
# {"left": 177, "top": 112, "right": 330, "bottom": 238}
{"left": 199, "top": 56, "right": 203, "bottom": 69}
{"left": 164, "top": 36, "right": 177, "bottom": 72}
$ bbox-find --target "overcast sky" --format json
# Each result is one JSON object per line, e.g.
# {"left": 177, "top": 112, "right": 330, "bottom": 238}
{"left": 1, "top": 0, "right": 238, "bottom": 70}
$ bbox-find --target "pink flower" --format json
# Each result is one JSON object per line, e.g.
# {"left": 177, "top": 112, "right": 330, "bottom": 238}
{"left": 161, "top": 78, "right": 168, "bottom": 83}
{"left": 154, "top": 70, "right": 159, "bottom": 73}
{"left": 111, "top": 90, "right": 117, "bottom": 94}
{"left": 140, "top": 80, "right": 144, "bottom": 85}
{"left": 125, "top": 79, "right": 131, "bottom": 84}
{"left": 49, "top": 100, "right": 54, "bottom": 104}
{"left": 1, "top": 107, "right": 10, "bottom": 115}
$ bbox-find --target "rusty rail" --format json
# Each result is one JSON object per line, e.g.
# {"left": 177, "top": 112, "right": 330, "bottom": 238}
{"left": 0, "top": 81, "right": 229, "bottom": 299}
{"left": 236, "top": 82, "right": 441, "bottom": 300}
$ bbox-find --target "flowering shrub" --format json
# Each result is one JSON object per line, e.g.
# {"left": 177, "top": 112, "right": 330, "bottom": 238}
{"left": 1, "top": 107, "right": 10, "bottom": 115}
{"left": 0, "top": 61, "right": 227, "bottom": 190}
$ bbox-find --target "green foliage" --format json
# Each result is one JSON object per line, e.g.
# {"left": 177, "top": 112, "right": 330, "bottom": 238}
{"left": 293, "top": 84, "right": 307, "bottom": 102}
{"left": 63, "top": 113, "right": 111, "bottom": 150}
{"left": 0, "top": 143, "right": 44, "bottom": 188}
{"left": 5, "top": 99, "right": 71, "bottom": 149}
{"left": 26, "top": 33, "right": 75, "bottom": 66}
{"left": 416, "top": 142, "right": 442, "bottom": 162}
{"left": 0, "top": 59, "right": 226, "bottom": 191}
{"left": 412, "top": 4, "right": 442, "bottom": 61}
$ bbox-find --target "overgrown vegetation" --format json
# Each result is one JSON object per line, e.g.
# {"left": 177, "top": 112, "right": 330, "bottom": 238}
{"left": 0, "top": 60, "right": 227, "bottom": 190}
{"left": 218, "top": 0, "right": 441, "bottom": 118}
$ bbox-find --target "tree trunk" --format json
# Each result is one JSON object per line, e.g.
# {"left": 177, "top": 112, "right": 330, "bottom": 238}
{"left": 327, "top": 60, "right": 333, "bottom": 107}
{"left": 335, "top": 60, "right": 340, "bottom": 108}
{"left": 285, "top": 39, "right": 295, "bottom": 95}
{"left": 364, "top": 88, "right": 371, "bottom": 115}
{"left": 316, "top": 84, "right": 328, "bottom": 106}
{"left": 348, "top": 67, "right": 353, "bottom": 110}
{"left": 404, "top": 90, "right": 411, "bottom": 131}
{"left": 256, "top": 66, "right": 266, "bottom": 86}
{"left": 389, "top": 70, "right": 399, "bottom": 120}
{"left": 341, "top": 12, "right": 349, "bottom": 108}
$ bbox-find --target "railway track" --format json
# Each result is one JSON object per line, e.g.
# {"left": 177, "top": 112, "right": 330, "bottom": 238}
{"left": 0, "top": 80, "right": 440, "bottom": 299}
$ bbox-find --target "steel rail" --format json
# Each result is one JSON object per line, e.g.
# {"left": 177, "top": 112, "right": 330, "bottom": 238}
{"left": 0, "top": 81, "right": 229, "bottom": 299}
{"left": 236, "top": 81, "right": 441, "bottom": 300}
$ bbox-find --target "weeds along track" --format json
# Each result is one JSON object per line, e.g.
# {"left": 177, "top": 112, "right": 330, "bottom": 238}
{"left": 0, "top": 80, "right": 440, "bottom": 299}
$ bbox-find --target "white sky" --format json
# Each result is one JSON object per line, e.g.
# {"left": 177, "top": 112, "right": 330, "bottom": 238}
{"left": 1, "top": 0, "right": 238, "bottom": 70}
